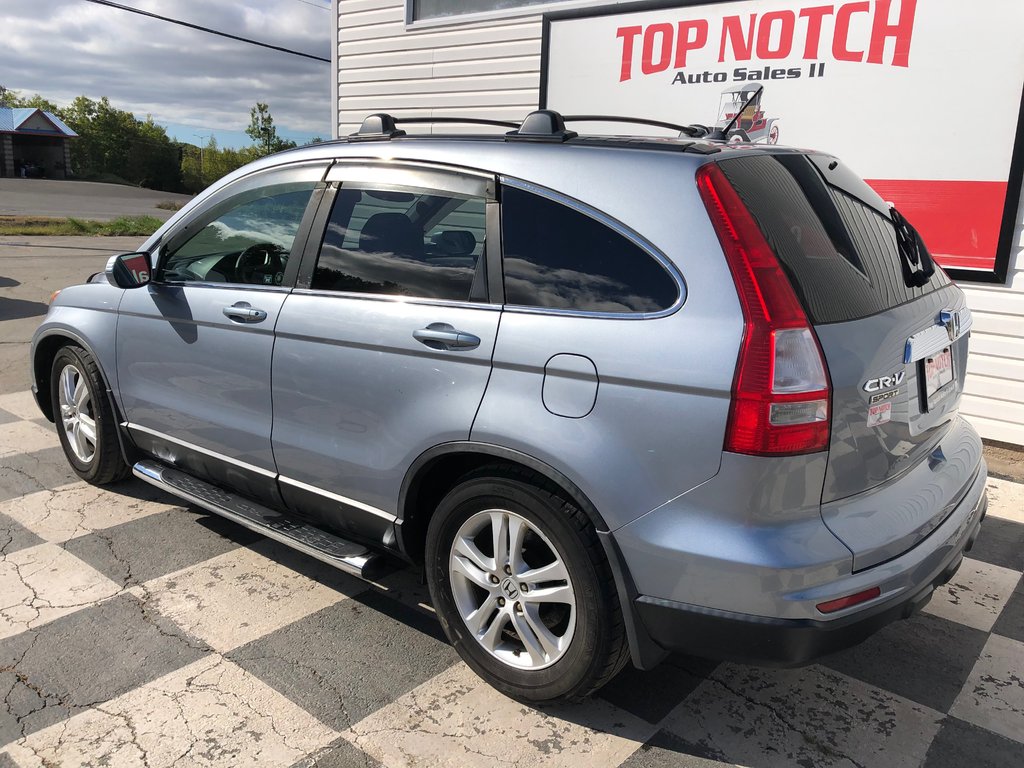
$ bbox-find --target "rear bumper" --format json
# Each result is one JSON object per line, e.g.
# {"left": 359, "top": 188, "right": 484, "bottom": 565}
{"left": 633, "top": 487, "right": 987, "bottom": 665}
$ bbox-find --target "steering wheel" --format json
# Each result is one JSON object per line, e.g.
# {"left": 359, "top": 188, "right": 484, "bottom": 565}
{"left": 235, "top": 243, "right": 286, "bottom": 285}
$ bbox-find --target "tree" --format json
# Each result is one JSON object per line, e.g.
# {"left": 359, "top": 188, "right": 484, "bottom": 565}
{"left": 246, "top": 102, "right": 297, "bottom": 157}
{"left": 0, "top": 85, "right": 59, "bottom": 112}
{"left": 58, "top": 95, "right": 182, "bottom": 191}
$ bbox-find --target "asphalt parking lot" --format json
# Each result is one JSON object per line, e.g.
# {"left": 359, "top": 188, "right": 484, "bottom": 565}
{"left": 1, "top": 238, "right": 1023, "bottom": 767}
{"left": 0, "top": 178, "right": 192, "bottom": 222}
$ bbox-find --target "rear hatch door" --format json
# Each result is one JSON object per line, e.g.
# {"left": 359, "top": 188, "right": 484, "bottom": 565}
{"left": 717, "top": 152, "right": 977, "bottom": 567}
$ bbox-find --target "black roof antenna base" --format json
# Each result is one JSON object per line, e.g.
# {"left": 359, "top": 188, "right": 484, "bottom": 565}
{"left": 349, "top": 113, "right": 406, "bottom": 141}
{"left": 506, "top": 110, "right": 578, "bottom": 143}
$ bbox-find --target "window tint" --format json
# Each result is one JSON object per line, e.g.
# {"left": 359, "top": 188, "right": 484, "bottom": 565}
{"left": 718, "top": 155, "right": 950, "bottom": 324}
{"left": 160, "top": 183, "right": 315, "bottom": 285}
{"left": 311, "top": 185, "right": 487, "bottom": 302}
{"left": 500, "top": 186, "right": 678, "bottom": 313}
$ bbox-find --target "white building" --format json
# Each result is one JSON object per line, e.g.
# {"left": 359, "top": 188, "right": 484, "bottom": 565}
{"left": 332, "top": 0, "right": 1024, "bottom": 447}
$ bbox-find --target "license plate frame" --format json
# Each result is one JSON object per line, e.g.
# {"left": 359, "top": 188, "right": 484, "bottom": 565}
{"left": 920, "top": 346, "right": 955, "bottom": 411}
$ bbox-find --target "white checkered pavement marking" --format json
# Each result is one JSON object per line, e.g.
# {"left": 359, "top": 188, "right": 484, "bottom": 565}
{"left": 341, "top": 662, "right": 658, "bottom": 768}
{"left": 1, "top": 483, "right": 179, "bottom": 544}
{"left": 924, "top": 557, "right": 1022, "bottom": 632}
{"left": 0, "top": 542, "right": 122, "bottom": 641}
{"left": 0, "top": 421, "right": 56, "bottom": 459}
{"left": 660, "top": 663, "right": 944, "bottom": 768}
{"left": 986, "top": 477, "right": 1024, "bottom": 523}
{"left": 0, "top": 392, "right": 46, "bottom": 422}
{"left": 2, "top": 654, "right": 338, "bottom": 768}
{"left": 132, "top": 543, "right": 364, "bottom": 653}
{"left": 950, "top": 634, "right": 1024, "bottom": 744}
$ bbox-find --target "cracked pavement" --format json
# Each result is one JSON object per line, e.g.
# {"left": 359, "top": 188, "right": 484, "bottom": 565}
{"left": 1, "top": 239, "right": 1024, "bottom": 766}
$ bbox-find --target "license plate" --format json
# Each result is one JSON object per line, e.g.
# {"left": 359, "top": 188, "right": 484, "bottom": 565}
{"left": 922, "top": 346, "right": 954, "bottom": 410}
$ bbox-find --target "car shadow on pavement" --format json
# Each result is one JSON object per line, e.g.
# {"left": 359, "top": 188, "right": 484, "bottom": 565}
{"left": 90, "top": 477, "right": 812, "bottom": 767}
{"left": 0, "top": 276, "right": 20, "bottom": 288}
{"left": 0, "top": 297, "right": 49, "bottom": 322}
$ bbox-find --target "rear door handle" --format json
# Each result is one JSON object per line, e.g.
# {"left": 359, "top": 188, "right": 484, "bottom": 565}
{"left": 223, "top": 301, "right": 268, "bottom": 323}
{"left": 414, "top": 322, "right": 481, "bottom": 350}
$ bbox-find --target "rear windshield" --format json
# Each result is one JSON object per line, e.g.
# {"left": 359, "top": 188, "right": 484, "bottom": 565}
{"left": 717, "top": 154, "right": 950, "bottom": 324}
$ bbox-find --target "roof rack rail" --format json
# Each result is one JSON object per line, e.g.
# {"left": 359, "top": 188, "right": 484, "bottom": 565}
{"left": 349, "top": 113, "right": 406, "bottom": 141}
{"left": 504, "top": 110, "right": 578, "bottom": 143}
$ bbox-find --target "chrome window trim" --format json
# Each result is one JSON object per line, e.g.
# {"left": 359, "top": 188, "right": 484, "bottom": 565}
{"left": 279, "top": 476, "right": 397, "bottom": 522}
{"left": 290, "top": 288, "right": 501, "bottom": 311}
{"left": 125, "top": 423, "right": 277, "bottom": 478}
{"left": 498, "top": 176, "right": 687, "bottom": 320}
{"left": 149, "top": 282, "right": 292, "bottom": 293}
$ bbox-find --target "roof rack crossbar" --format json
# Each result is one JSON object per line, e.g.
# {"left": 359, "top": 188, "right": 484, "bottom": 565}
{"left": 561, "top": 115, "right": 702, "bottom": 137}
{"left": 395, "top": 116, "right": 520, "bottom": 129}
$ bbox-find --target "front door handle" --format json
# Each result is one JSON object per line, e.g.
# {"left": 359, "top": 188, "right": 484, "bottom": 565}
{"left": 413, "top": 322, "right": 481, "bottom": 351}
{"left": 223, "top": 301, "right": 268, "bottom": 323}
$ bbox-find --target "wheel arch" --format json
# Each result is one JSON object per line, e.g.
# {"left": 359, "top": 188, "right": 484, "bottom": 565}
{"left": 396, "top": 442, "right": 610, "bottom": 565}
{"left": 33, "top": 329, "right": 106, "bottom": 422}
{"left": 397, "top": 441, "right": 668, "bottom": 670}
{"left": 32, "top": 330, "right": 137, "bottom": 467}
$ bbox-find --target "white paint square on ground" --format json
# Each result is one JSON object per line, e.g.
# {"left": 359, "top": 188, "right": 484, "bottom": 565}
{"left": 0, "top": 483, "right": 178, "bottom": 543}
{"left": 660, "top": 663, "right": 944, "bottom": 768}
{"left": 985, "top": 477, "right": 1024, "bottom": 524}
{"left": 0, "top": 420, "right": 57, "bottom": 458}
{"left": 0, "top": 542, "right": 122, "bottom": 641}
{"left": 2, "top": 654, "right": 338, "bottom": 768}
{"left": 342, "top": 663, "right": 657, "bottom": 768}
{"left": 138, "top": 542, "right": 363, "bottom": 653}
{"left": 923, "top": 557, "right": 1022, "bottom": 632}
{"left": 950, "top": 634, "right": 1024, "bottom": 744}
{"left": 0, "top": 391, "right": 46, "bottom": 422}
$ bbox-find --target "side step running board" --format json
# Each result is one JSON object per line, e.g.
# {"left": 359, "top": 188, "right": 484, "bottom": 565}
{"left": 133, "top": 459, "right": 382, "bottom": 579}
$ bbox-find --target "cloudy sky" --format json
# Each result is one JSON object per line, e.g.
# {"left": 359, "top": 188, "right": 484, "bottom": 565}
{"left": 0, "top": 0, "right": 333, "bottom": 148}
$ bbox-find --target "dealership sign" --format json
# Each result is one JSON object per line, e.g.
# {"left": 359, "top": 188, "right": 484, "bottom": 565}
{"left": 542, "top": 0, "right": 1024, "bottom": 282}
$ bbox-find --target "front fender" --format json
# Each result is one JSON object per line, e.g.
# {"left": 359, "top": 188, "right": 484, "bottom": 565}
{"left": 31, "top": 283, "right": 124, "bottom": 419}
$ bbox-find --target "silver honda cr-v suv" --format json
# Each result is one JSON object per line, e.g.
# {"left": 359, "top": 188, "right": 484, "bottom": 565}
{"left": 31, "top": 110, "right": 987, "bottom": 703}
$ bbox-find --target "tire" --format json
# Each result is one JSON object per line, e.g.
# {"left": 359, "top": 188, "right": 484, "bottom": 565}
{"left": 424, "top": 465, "right": 629, "bottom": 703}
{"left": 50, "top": 345, "right": 130, "bottom": 485}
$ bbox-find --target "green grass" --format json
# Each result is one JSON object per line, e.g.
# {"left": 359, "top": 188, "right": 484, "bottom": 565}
{"left": 0, "top": 215, "right": 163, "bottom": 237}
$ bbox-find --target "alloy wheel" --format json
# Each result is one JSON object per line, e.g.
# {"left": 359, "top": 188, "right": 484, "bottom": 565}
{"left": 448, "top": 508, "right": 576, "bottom": 670}
{"left": 58, "top": 363, "right": 97, "bottom": 464}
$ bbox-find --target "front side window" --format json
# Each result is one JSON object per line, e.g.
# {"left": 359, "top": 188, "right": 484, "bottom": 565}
{"left": 500, "top": 186, "right": 679, "bottom": 314}
{"left": 311, "top": 184, "right": 488, "bottom": 303}
{"left": 159, "top": 182, "right": 315, "bottom": 286}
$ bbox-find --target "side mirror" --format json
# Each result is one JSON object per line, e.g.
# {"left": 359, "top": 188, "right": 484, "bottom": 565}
{"left": 105, "top": 252, "right": 152, "bottom": 289}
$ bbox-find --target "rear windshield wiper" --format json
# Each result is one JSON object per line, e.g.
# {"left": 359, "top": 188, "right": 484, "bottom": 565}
{"left": 890, "top": 207, "right": 935, "bottom": 288}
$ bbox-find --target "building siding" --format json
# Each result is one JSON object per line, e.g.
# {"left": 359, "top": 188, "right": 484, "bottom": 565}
{"left": 336, "top": 0, "right": 1024, "bottom": 447}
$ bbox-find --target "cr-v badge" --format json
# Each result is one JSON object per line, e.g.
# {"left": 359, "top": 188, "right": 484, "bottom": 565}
{"left": 863, "top": 371, "right": 906, "bottom": 393}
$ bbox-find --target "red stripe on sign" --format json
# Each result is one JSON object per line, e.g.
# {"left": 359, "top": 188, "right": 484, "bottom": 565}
{"left": 864, "top": 179, "right": 1007, "bottom": 272}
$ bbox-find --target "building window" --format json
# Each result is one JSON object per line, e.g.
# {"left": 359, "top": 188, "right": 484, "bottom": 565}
{"left": 410, "top": 0, "right": 555, "bottom": 21}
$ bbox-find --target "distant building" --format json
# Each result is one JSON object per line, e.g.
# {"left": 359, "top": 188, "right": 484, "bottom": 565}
{"left": 0, "top": 107, "right": 78, "bottom": 179}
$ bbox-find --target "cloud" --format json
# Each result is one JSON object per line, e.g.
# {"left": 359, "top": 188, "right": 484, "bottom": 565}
{"left": 0, "top": 0, "right": 332, "bottom": 136}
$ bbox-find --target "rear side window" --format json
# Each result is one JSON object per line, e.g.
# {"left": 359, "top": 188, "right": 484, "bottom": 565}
{"left": 500, "top": 186, "right": 678, "bottom": 314}
{"left": 717, "top": 155, "right": 949, "bottom": 324}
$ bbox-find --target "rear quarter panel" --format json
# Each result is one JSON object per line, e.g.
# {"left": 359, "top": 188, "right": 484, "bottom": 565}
{"left": 472, "top": 154, "right": 743, "bottom": 529}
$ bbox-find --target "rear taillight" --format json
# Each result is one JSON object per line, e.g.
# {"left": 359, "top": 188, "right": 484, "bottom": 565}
{"left": 697, "top": 163, "right": 831, "bottom": 456}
